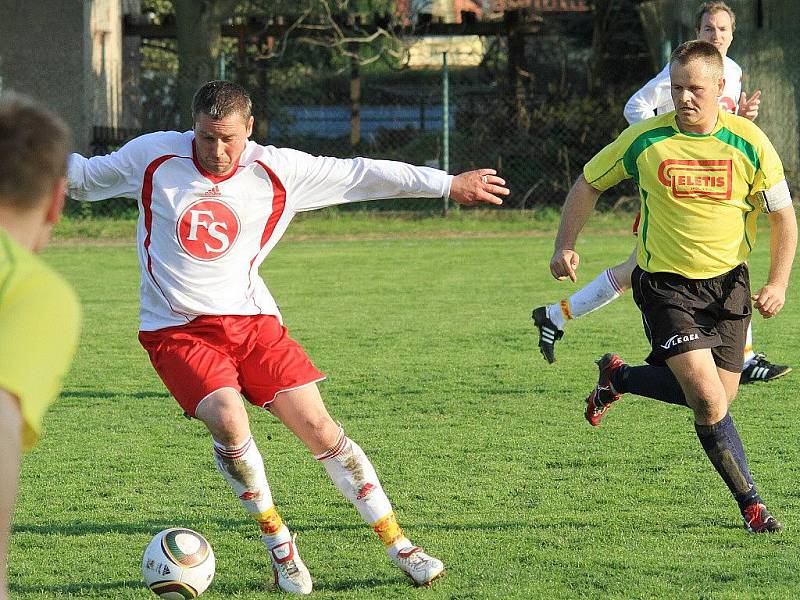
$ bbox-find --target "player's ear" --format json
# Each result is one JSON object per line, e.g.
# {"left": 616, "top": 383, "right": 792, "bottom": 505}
{"left": 44, "top": 177, "right": 67, "bottom": 226}
{"left": 718, "top": 77, "right": 725, "bottom": 97}
{"left": 246, "top": 115, "right": 254, "bottom": 138}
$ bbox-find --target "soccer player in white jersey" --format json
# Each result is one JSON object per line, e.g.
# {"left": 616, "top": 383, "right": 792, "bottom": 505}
{"left": 532, "top": 1, "right": 791, "bottom": 384}
{"left": 67, "top": 80, "right": 509, "bottom": 595}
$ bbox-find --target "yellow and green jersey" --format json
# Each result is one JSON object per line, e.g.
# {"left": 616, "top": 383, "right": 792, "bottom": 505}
{"left": 0, "top": 228, "right": 81, "bottom": 450}
{"left": 584, "top": 110, "right": 785, "bottom": 279}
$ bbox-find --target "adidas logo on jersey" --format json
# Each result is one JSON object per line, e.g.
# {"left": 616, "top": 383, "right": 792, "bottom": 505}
{"left": 202, "top": 185, "right": 222, "bottom": 197}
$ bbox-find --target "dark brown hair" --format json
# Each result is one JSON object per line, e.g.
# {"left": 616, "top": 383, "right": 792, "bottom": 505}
{"left": 191, "top": 80, "right": 252, "bottom": 122}
{"left": 0, "top": 93, "right": 69, "bottom": 209}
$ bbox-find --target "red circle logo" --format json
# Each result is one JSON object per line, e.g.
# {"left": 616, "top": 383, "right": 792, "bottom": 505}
{"left": 719, "top": 96, "right": 736, "bottom": 114}
{"left": 177, "top": 199, "right": 240, "bottom": 261}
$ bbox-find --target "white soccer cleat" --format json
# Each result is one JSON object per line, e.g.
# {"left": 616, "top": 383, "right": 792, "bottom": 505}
{"left": 269, "top": 535, "right": 312, "bottom": 595}
{"left": 390, "top": 546, "right": 445, "bottom": 587}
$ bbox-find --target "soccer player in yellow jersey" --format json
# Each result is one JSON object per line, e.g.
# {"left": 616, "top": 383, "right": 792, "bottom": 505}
{"left": 549, "top": 40, "right": 797, "bottom": 533}
{"left": 533, "top": 1, "right": 790, "bottom": 385}
{"left": 0, "top": 95, "right": 81, "bottom": 600}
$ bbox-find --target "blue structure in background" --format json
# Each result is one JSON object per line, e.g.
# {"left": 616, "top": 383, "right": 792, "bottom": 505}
{"left": 277, "top": 105, "right": 456, "bottom": 138}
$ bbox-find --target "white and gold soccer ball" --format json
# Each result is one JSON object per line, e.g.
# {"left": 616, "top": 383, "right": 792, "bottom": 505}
{"left": 142, "top": 528, "right": 216, "bottom": 599}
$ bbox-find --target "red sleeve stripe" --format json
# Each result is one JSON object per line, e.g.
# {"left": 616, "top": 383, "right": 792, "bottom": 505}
{"left": 247, "top": 161, "right": 288, "bottom": 311}
{"left": 253, "top": 160, "right": 287, "bottom": 253}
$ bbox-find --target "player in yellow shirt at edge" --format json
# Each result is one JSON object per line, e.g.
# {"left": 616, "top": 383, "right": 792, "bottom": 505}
{"left": 0, "top": 94, "right": 81, "bottom": 600}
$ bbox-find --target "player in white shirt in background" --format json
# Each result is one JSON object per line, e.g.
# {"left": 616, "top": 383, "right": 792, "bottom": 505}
{"left": 68, "top": 80, "right": 509, "bottom": 595}
{"left": 532, "top": 1, "right": 791, "bottom": 384}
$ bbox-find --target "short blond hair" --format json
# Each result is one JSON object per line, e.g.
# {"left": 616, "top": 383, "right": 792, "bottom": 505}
{"left": 696, "top": 1, "right": 736, "bottom": 33}
{"left": 0, "top": 94, "right": 70, "bottom": 210}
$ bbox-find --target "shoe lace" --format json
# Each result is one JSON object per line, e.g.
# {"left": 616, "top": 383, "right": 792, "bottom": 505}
{"left": 273, "top": 537, "right": 302, "bottom": 578}
{"left": 398, "top": 547, "right": 427, "bottom": 567}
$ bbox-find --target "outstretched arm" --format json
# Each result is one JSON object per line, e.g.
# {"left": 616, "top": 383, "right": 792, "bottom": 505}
{"left": 277, "top": 149, "right": 509, "bottom": 212}
{"left": 0, "top": 390, "right": 22, "bottom": 600}
{"left": 66, "top": 132, "right": 177, "bottom": 202}
{"left": 549, "top": 174, "right": 603, "bottom": 282}
{"left": 623, "top": 64, "right": 671, "bottom": 125}
{"left": 753, "top": 204, "right": 797, "bottom": 318}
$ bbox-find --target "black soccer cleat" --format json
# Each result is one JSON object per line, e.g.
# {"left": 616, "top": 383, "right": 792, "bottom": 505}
{"left": 532, "top": 306, "right": 563, "bottom": 364}
{"left": 742, "top": 503, "right": 783, "bottom": 533}
{"left": 740, "top": 353, "right": 792, "bottom": 384}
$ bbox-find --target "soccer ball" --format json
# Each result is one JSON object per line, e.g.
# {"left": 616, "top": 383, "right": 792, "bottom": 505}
{"left": 142, "top": 528, "right": 216, "bottom": 599}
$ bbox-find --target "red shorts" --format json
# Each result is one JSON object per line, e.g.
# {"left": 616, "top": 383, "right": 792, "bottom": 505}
{"left": 138, "top": 315, "right": 325, "bottom": 417}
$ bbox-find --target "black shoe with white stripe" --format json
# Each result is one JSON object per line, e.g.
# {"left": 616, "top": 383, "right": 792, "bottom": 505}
{"left": 740, "top": 353, "right": 792, "bottom": 384}
{"left": 532, "top": 306, "right": 563, "bottom": 364}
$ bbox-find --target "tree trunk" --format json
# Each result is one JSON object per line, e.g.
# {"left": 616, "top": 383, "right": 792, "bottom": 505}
{"left": 173, "top": 0, "right": 238, "bottom": 130}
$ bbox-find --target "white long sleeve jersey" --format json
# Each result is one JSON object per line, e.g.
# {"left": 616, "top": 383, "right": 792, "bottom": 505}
{"left": 623, "top": 55, "right": 742, "bottom": 124}
{"left": 67, "top": 131, "right": 452, "bottom": 331}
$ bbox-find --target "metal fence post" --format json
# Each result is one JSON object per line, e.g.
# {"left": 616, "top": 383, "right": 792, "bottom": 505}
{"left": 442, "top": 51, "right": 450, "bottom": 216}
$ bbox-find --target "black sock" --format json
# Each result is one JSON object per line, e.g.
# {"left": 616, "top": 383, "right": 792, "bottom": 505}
{"left": 694, "top": 413, "right": 761, "bottom": 512}
{"left": 611, "top": 365, "right": 688, "bottom": 406}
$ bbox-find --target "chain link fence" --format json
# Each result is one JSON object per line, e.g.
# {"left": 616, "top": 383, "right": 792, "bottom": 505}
{"left": 74, "top": 30, "right": 643, "bottom": 218}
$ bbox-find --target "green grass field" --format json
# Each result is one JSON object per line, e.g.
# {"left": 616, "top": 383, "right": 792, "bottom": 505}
{"left": 11, "top": 218, "right": 800, "bottom": 599}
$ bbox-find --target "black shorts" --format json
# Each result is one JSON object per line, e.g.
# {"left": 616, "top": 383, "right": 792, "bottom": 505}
{"left": 631, "top": 264, "right": 751, "bottom": 372}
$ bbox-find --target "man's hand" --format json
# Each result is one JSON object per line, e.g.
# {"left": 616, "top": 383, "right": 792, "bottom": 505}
{"left": 550, "top": 248, "right": 580, "bottom": 282}
{"left": 449, "top": 169, "right": 509, "bottom": 207}
{"left": 752, "top": 283, "right": 786, "bottom": 318}
{"left": 737, "top": 90, "right": 761, "bottom": 121}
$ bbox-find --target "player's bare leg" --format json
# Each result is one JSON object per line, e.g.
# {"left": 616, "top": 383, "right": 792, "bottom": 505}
{"left": 196, "top": 388, "right": 312, "bottom": 595}
{"left": 666, "top": 350, "right": 782, "bottom": 533}
{"left": 270, "top": 384, "right": 445, "bottom": 586}
{"left": 533, "top": 247, "right": 637, "bottom": 363}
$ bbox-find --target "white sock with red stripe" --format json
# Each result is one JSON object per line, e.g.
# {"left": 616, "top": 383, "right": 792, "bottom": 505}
{"left": 743, "top": 322, "right": 756, "bottom": 366}
{"left": 213, "top": 436, "right": 291, "bottom": 548}
{"left": 549, "top": 268, "right": 624, "bottom": 326}
{"left": 315, "top": 427, "right": 411, "bottom": 555}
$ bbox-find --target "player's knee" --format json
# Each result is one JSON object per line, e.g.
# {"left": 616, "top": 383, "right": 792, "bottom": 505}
{"left": 303, "top": 414, "right": 340, "bottom": 451}
{"left": 690, "top": 392, "right": 728, "bottom": 424}
{"left": 196, "top": 390, "right": 249, "bottom": 444}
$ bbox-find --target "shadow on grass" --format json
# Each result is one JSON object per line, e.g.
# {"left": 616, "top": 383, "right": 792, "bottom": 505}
{"left": 313, "top": 575, "right": 407, "bottom": 593}
{"left": 10, "top": 579, "right": 142, "bottom": 594}
{"left": 15, "top": 517, "right": 540, "bottom": 539}
{"left": 209, "top": 575, "right": 405, "bottom": 595}
{"left": 61, "top": 389, "right": 172, "bottom": 399}
{"left": 13, "top": 518, "right": 368, "bottom": 538}
{"left": 13, "top": 521, "right": 203, "bottom": 537}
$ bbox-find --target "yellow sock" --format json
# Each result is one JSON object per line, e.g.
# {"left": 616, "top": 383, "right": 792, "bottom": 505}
{"left": 254, "top": 506, "right": 283, "bottom": 536}
{"left": 372, "top": 512, "right": 405, "bottom": 547}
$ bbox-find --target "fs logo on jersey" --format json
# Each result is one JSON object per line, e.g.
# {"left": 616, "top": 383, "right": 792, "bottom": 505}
{"left": 657, "top": 159, "right": 733, "bottom": 200}
{"left": 719, "top": 96, "right": 736, "bottom": 114}
{"left": 177, "top": 199, "right": 241, "bottom": 261}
